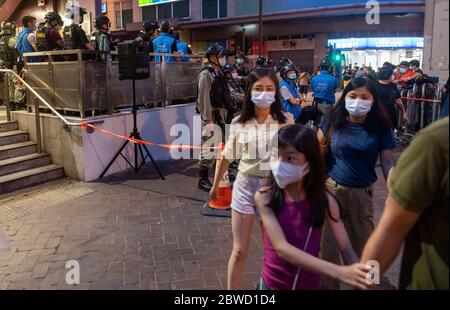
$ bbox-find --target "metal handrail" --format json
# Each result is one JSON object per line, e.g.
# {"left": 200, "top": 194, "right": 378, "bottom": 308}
{"left": 0, "top": 68, "right": 83, "bottom": 127}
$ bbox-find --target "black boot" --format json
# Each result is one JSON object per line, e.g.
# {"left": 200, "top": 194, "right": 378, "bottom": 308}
{"left": 198, "top": 167, "right": 213, "bottom": 192}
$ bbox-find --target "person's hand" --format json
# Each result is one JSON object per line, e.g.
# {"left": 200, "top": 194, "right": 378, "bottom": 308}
{"left": 403, "top": 114, "right": 409, "bottom": 124}
{"left": 210, "top": 184, "right": 219, "bottom": 201}
{"left": 337, "top": 264, "right": 372, "bottom": 290}
{"left": 292, "top": 98, "right": 301, "bottom": 105}
{"left": 255, "top": 185, "right": 273, "bottom": 209}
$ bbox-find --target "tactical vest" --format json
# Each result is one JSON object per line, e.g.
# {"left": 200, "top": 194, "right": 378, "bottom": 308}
{"left": 36, "top": 24, "right": 50, "bottom": 52}
{"left": 63, "top": 24, "right": 79, "bottom": 50}
{"left": 201, "top": 67, "right": 233, "bottom": 109}
{"left": 0, "top": 35, "right": 18, "bottom": 69}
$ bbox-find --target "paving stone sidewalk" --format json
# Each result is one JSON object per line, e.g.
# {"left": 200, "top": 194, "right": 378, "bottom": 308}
{"left": 0, "top": 157, "right": 401, "bottom": 290}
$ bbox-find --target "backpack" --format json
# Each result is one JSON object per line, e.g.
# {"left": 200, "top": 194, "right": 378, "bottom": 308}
{"left": 63, "top": 24, "right": 78, "bottom": 50}
{"left": 0, "top": 35, "right": 18, "bottom": 69}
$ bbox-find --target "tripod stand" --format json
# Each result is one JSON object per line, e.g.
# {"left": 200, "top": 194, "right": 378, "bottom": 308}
{"left": 99, "top": 79, "right": 165, "bottom": 180}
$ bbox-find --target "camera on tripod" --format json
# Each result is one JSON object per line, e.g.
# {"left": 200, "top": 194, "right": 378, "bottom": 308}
{"left": 118, "top": 40, "right": 150, "bottom": 81}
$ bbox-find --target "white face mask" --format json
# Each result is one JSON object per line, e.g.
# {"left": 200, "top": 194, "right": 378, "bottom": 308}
{"left": 219, "top": 57, "right": 227, "bottom": 67}
{"left": 231, "top": 72, "right": 239, "bottom": 80}
{"left": 251, "top": 91, "right": 276, "bottom": 109}
{"left": 270, "top": 160, "right": 310, "bottom": 189}
{"left": 345, "top": 98, "right": 373, "bottom": 117}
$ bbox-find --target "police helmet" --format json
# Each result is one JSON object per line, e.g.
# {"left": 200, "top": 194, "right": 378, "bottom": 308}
{"left": 409, "top": 60, "right": 420, "bottom": 68}
{"left": 94, "top": 15, "right": 110, "bottom": 29}
{"left": 1, "top": 22, "right": 16, "bottom": 36}
{"left": 222, "top": 63, "right": 237, "bottom": 74}
{"left": 281, "top": 65, "right": 298, "bottom": 77}
{"left": 45, "top": 12, "right": 63, "bottom": 25}
{"left": 256, "top": 56, "right": 267, "bottom": 66}
{"left": 206, "top": 43, "right": 231, "bottom": 59}
{"left": 143, "top": 20, "right": 158, "bottom": 33}
{"left": 160, "top": 21, "right": 171, "bottom": 32}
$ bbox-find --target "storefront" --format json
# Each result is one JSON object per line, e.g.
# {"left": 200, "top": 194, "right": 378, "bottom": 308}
{"left": 328, "top": 37, "right": 424, "bottom": 68}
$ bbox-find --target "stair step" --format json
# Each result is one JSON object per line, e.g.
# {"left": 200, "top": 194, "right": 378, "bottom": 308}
{"left": 0, "top": 141, "right": 38, "bottom": 161}
{"left": 0, "top": 121, "right": 18, "bottom": 133}
{"left": 0, "top": 130, "right": 28, "bottom": 147}
{"left": 0, "top": 165, "right": 64, "bottom": 195}
{"left": 0, "top": 153, "right": 52, "bottom": 177}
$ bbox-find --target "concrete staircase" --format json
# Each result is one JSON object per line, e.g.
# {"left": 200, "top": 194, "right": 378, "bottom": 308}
{"left": 0, "top": 120, "right": 64, "bottom": 195}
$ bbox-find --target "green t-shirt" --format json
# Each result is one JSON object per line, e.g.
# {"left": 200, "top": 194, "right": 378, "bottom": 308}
{"left": 390, "top": 117, "right": 449, "bottom": 290}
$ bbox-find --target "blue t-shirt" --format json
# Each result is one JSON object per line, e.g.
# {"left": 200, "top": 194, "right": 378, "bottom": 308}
{"left": 280, "top": 79, "right": 302, "bottom": 120}
{"left": 321, "top": 121, "right": 396, "bottom": 188}
{"left": 311, "top": 71, "right": 338, "bottom": 104}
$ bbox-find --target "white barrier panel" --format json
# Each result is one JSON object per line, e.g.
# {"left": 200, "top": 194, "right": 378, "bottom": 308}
{"left": 82, "top": 103, "right": 197, "bottom": 182}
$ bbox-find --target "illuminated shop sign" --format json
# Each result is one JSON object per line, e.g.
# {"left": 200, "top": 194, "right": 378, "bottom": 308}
{"left": 328, "top": 37, "right": 424, "bottom": 50}
{"left": 138, "top": 0, "right": 181, "bottom": 6}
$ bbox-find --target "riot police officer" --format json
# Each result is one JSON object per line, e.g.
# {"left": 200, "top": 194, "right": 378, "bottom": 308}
{"left": 136, "top": 20, "right": 158, "bottom": 61}
{"left": 63, "top": 5, "right": 94, "bottom": 51}
{"left": 91, "top": 15, "right": 114, "bottom": 60}
{"left": 35, "top": 12, "right": 64, "bottom": 52}
{"left": 0, "top": 21, "right": 22, "bottom": 110}
{"left": 235, "top": 54, "right": 249, "bottom": 89}
{"left": 197, "top": 43, "right": 233, "bottom": 191}
{"left": 153, "top": 21, "right": 177, "bottom": 63}
{"left": 222, "top": 63, "right": 244, "bottom": 117}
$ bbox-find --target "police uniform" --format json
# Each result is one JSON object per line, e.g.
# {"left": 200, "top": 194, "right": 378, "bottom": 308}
{"left": 35, "top": 23, "right": 62, "bottom": 51}
{"left": 63, "top": 24, "right": 89, "bottom": 50}
{"left": 92, "top": 30, "right": 113, "bottom": 60}
{"left": 197, "top": 66, "right": 233, "bottom": 170}
{"left": 136, "top": 32, "right": 156, "bottom": 61}
{"left": 0, "top": 33, "right": 22, "bottom": 107}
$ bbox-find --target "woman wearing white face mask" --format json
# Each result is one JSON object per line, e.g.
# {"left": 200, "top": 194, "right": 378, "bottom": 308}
{"left": 255, "top": 125, "right": 370, "bottom": 290}
{"left": 210, "top": 67, "right": 294, "bottom": 289}
{"left": 317, "top": 77, "right": 396, "bottom": 289}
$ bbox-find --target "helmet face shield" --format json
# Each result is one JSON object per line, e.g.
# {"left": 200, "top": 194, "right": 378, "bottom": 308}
{"left": 66, "top": 5, "right": 88, "bottom": 24}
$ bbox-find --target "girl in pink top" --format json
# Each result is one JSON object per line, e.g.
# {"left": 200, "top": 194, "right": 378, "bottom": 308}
{"left": 256, "top": 124, "right": 370, "bottom": 290}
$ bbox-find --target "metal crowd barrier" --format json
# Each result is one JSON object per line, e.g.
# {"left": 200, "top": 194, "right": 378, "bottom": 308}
{"left": 20, "top": 50, "right": 204, "bottom": 118}
{"left": 396, "top": 82, "right": 444, "bottom": 145}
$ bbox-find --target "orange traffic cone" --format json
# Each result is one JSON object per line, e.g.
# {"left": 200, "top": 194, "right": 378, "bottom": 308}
{"left": 201, "top": 143, "right": 232, "bottom": 218}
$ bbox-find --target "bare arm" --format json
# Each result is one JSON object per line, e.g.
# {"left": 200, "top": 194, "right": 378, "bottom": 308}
{"left": 317, "top": 128, "right": 326, "bottom": 147}
{"left": 325, "top": 194, "right": 359, "bottom": 265}
{"left": 380, "top": 149, "right": 395, "bottom": 182}
{"left": 27, "top": 33, "right": 37, "bottom": 51}
{"left": 84, "top": 42, "right": 95, "bottom": 51}
{"left": 395, "top": 98, "right": 408, "bottom": 122}
{"left": 361, "top": 195, "right": 420, "bottom": 275}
